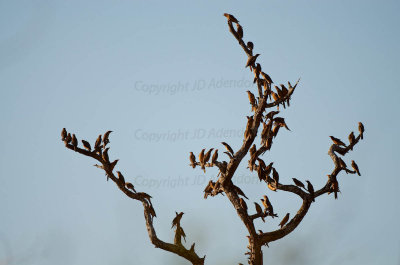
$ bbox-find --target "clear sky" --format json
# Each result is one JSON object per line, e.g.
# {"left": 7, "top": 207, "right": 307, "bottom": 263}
{"left": 1, "top": 1, "right": 399, "bottom": 264}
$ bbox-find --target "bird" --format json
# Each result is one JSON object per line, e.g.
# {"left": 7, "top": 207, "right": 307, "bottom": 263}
{"left": 244, "top": 116, "right": 254, "bottom": 139}
{"left": 254, "top": 202, "right": 263, "bottom": 215}
{"left": 329, "top": 136, "right": 346, "bottom": 147}
{"left": 82, "top": 140, "right": 91, "bottom": 151}
{"left": 265, "top": 162, "right": 274, "bottom": 176}
{"left": 221, "top": 142, "right": 234, "bottom": 155}
{"left": 172, "top": 212, "right": 184, "bottom": 229}
{"left": 125, "top": 182, "right": 136, "bottom": 192}
{"left": 103, "top": 130, "right": 113, "bottom": 146}
{"left": 109, "top": 159, "right": 119, "bottom": 172}
{"left": 71, "top": 134, "right": 78, "bottom": 150}
{"left": 239, "top": 198, "right": 248, "bottom": 211}
{"left": 65, "top": 133, "right": 72, "bottom": 144}
{"left": 102, "top": 147, "right": 110, "bottom": 162}
{"left": 236, "top": 23, "right": 243, "bottom": 39}
{"left": 272, "top": 168, "right": 279, "bottom": 184}
{"left": 261, "top": 72, "right": 273, "bottom": 84}
{"left": 338, "top": 158, "right": 347, "bottom": 170}
{"left": 223, "top": 13, "right": 239, "bottom": 23}
{"left": 358, "top": 122, "right": 364, "bottom": 139}
{"left": 116, "top": 171, "right": 125, "bottom": 185}
{"left": 292, "top": 178, "right": 305, "bottom": 189}
{"left": 253, "top": 63, "right": 261, "bottom": 83}
{"left": 247, "top": 41, "right": 254, "bottom": 51}
{"left": 199, "top": 149, "right": 205, "bottom": 170}
{"left": 272, "top": 125, "right": 280, "bottom": 138}
{"left": 267, "top": 182, "right": 277, "bottom": 192}
{"left": 246, "top": 90, "right": 257, "bottom": 111}
{"left": 279, "top": 213, "right": 290, "bottom": 228}
{"left": 211, "top": 149, "right": 218, "bottom": 166}
{"left": 351, "top": 160, "right": 361, "bottom": 176}
{"left": 203, "top": 148, "right": 214, "bottom": 164}
{"left": 274, "top": 117, "right": 290, "bottom": 131}
{"left": 257, "top": 158, "right": 267, "bottom": 170}
{"left": 204, "top": 180, "right": 214, "bottom": 199}
{"left": 189, "top": 152, "right": 196, "bottom": 168}
{"left": 245, "top": 54, "right": 260, "bottom": 69}
{"left": 94, "top": 134, "right": 102, "bottom": 151}
{"left": 306, "top": 180, "right": 315, "bottom": 202}
{"left": 265, "top": 111, "right": 279, "bottom": 121}
{"left": 61, "top": 128, "right": 67, "bottom": 141}
{"left": 348, "top": 131, "right": 355, "bottom": 150}
{"left": 233, "top": 185, "right": 248, "bottom": 199}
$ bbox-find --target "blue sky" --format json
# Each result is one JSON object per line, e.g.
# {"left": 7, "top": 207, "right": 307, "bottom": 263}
{"left": 1, "top": 1, "right": 399, "bottom": 264}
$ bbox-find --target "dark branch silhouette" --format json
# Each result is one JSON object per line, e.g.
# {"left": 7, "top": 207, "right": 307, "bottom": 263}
{"left": 60, "top": 13, "right": 365, "bottom": 265}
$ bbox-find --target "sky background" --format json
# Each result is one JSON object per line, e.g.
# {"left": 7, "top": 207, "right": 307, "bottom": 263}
{"left": 1, "top": 0, "right": 399, "bottom": 264}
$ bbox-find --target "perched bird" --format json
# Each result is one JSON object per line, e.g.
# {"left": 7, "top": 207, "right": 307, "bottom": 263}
{"left": 274, "top": 117, "right": 290, "bottom": 131}
{"left": 272, "top": 168, "right": 279, "bottom": 184}
{"left": 338, "top": 158, "right": 347, "bottom": 170}
{"left": 257, "top": 165, "right": 266, "bottom": 182}
{"left": 265, "top": 162, "right": 274, "bottom": 176}
{"left": 103, "top": 130, "right": 113, "bottom": 146}
{"left": 239, "top": 198, "right": 248, "bottom": 211}
{"left": 358, "top": 122, "right": 364, "bottom": 139}
{"left": 189, "top": 152, "right": 196, "bottom": 168}
{"left": 172, "top": 212, "right": 184, "bottom": 229}
{"left": 306, "top": 180, "right": 315, "bottom": 202}
{"left": 265, "top": 111, "right": 279, "bottom": 121}
{"left": 233, "top": 185, "right": 248, "bottom": 199}
{"left": 71, "top": 134, "right": 78, "bottom": 150}
{"left": 245, "top": 54, "right": 260, "bottom": 69}
{"left": 61, "top": 128, "right": 67, "bottom": 141}
{"left": 267, "top": 182, "right": 277, "bottom": 192}
{"left": 246, "top": 90, "right": 257, "bottom": 111}
{"left": 261, "top": 72, "right": 273, "bottom": 84}
{"left": 65, "top": 133, "right": 72, "bottom": 144}
{"left": 109, "top": 159, "right": 119, "bottom": 172}
{"left": 257, "top": 158, "right": 267, "bottom": 170}
{"left": 211, "top": 149, "right": 218, "bottom": 166}
{"left": 199, "top": 149, "right": 205, "bottom": 170}
{"left": 272, "top": 125, "right": 280, "bottom": 138}
{"left": 292, "top": 178, "right": 305, "bottom": 189}
{"left": 116, "top": 171, "right": 125, "bottom": 185}
{"left": 351, "top": 160, "right": 361, "bottom": 176}
{"left": 82, "top": 140, "right": 91, "bottom": 151}
{"left": 102, "top": 147, "right": 110, "bottom": 162}
{"left": 253, "top": 63, "right": 261, "bottom": 83}
{"left": 247, "top": 41, "right": 254, "bottom": 51}
{"left": 329, "top": 136, "right": 346, "bottom": 147}
{"left": 279, "top": 213, "right": 290, "bottom": 228}
{"left": 254, "top": 202, "right": 263, "bottom": 215}
{"left": 223, "top": 13, "right": 239, "bottom": 23}
{"left": 204, "top": 180, "right": 214, "bottom": 199}
{"left": 244, "top": 116, "right": 254, "bottom": 139}
{"left": 94, "top": 134, "right": 102, "bottom": 151}
{"left": 221, "top": 142, "right": 234, "bottom": 155}
{"left": 236, "top": 23, "right": 243, "bottom": 39}
{"left": 203, "top": 148, "right": 214, "bottom": 164}
{"left": 348, "top": 131, "right": 355, "bottom": 150}
{"left": 125, "top": 182, "right": 136, "bottom": 192}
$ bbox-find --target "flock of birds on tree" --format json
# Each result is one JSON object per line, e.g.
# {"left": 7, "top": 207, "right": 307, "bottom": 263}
{"left": 186, "top": 13, "right": 365, "bottom": 244}
{"left": 59, "top": 13, "right": 365, "bottom": 265}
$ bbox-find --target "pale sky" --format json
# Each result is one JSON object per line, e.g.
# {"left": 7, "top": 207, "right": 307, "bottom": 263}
{"left": 1, "top": 1, "right": 399, "bottom": 264}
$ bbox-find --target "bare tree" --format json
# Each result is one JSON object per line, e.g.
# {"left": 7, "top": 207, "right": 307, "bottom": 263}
{"left": 60, "top": 13, "right": 365, "bottom": 265}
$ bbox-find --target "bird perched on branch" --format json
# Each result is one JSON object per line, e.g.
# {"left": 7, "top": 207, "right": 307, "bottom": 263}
{"left": 94, "top": 134, "right": 102, "bottom": 152}
{"left": 247, "top": 41, "right": 254, "bottom": 51}
{"left": 65, "top": 133, "right": 72, "bottom": 144}
{"left": 351, "top": 160, "right": 361, "bottom": 176}
{"left": 211, "top": 149, "right": 218, "bottom": 166}
{"left": 125, "top": 182, "right": 136, "bottom": 192}
{"left": 236, "top": 23, "right": 243, "bottom": 39}
{"left": 116, "top": 171, "right": 125, "bottom": 185}
{"left": 71, "top": 134, "right": 78, "bottom": 150}
{"left": 239, "top": 198, "right": 248, "bottom": 211}
{"left": 348, "top": 131, "right": 355, "bottom": 150}
{"left": 261, "top": 72, "right": 273, "bottom": 84}
{"left": 102, "top": 147, "right": 110, "bottom": 162}
{"left": 103, "top": 130, "right": 113, "bottom": 146}
{"left": 223, "top": 13, "right": 239, "bottom": 24}
{"left": 329, "top": 136, "right": 346, "bottom": 147}
{"left": 244, "top": 116, "right": 253, "bottom": 139}
{"left": 172, "top": 212, "right": 184, "bottom": 229}
{"left": 246, "top": 90, "right": 257, "bottom": 112}
{"left": 61, "top": 128, "right": 67, "bottom": 141}
{"left": 221, "top": 142, "right": 234, "bottom": 155}
{"left": 245, "top": 54, "right": 260, "bottom": 70}
{"left": 279, "top": 213, "right": 290, "bottom": 228}
{"left": 306, "top": 180, "right": 315, "bottom": 202}
{"left": 199, "top": 149, "right": 205, "bottom": 171}
{"left": 253, "top": 63, "right": 261, "bottom": 83}
{"left": 358, "top": 122, "right": 364, "bottom": 139}
{"left": 189, "top": 152, "right": 196, "bottom": 168}
{"left": 292, "top": 178, "right": 305, "bottom": 189}
{"left": 82, "top": 140, "right": 91, "bottom": 151}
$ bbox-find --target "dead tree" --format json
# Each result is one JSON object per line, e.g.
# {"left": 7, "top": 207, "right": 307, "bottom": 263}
{"left": 60, "top": 13, "right": 365, "bottom": 265}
